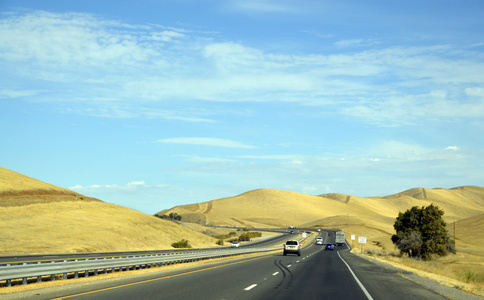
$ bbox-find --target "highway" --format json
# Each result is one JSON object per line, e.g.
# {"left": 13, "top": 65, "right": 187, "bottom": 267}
{"left": 6, "top": 231, "right": 453, "bottom": 300}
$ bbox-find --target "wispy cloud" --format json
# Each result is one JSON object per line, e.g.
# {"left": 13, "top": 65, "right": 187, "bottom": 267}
{"left": 2, "top": 10, "right": 484, "bottom": 127}
{"left": 334, "top": 38, "right": 379, "bottom": 48}
{"left": 157, "top": 137, "right": 257, "bottom": 149}
{"left": 0, "top": 89, "right": 42, "bottom": 99}
{"left": 70, "top": 181, "right": 155, "bottom": 190}
{"left": 228, "top": 0, "right": 302, "bottom": 14}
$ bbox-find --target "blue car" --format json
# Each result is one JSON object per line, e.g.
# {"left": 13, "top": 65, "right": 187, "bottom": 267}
{"left": 325, "top": 243, "right": 334, "bottom": 251}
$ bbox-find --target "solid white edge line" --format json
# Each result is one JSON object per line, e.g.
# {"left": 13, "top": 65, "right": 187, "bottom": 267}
{"left": 244, "top": 284, "right": 257, "bottom": 291}
{"left": 337, "top": 251, "right": 374, "bottom": 300}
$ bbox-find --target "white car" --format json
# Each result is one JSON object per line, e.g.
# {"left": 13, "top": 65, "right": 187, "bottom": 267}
{"left": 316, "top": 237, "right": 324, "bottom": 245}
{"left": 231, "top": 241, "right": 240, "bottom": 248}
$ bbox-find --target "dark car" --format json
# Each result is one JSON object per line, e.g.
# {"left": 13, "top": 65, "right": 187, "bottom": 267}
{"left": 325, "top": 243, "right": 334, "bottom": 251}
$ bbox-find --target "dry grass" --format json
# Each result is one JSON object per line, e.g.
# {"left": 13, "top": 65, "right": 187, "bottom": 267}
{"left": 0, "top": 201, "right": 219, "bottom": 255}
{"left": 0, "top": 168, "right": 70, "bottom": 193}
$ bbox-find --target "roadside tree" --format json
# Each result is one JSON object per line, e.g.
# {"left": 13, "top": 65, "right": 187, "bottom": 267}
{"left": 391, "top": 204, "right": 455, "bottom": 260}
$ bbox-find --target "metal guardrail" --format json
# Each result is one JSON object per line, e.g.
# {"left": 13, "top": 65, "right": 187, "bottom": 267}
{"left": 0, "top": 247, "right": 279, "bottom": 287}
{"left": 0, "top": 230, "right": 314, "bottom": 288}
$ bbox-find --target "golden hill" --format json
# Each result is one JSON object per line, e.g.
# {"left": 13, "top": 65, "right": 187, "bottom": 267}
{"left": 0, "top": 167, "right": 100, "bottom": 206}
{"left": 158, "top": 186, "right": 484, "bottom": 229}
{"left": 158, "top": 186, "right": 484, "bottom": 257}
{"left": 0, "top": 167, "right": 218, "bottom": 254}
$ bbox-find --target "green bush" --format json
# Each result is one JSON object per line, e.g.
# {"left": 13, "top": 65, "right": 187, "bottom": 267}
{"left": 238, "top": 231, "right": 262, "bottom": 241}
{"left": 156, "top": 212, "right": 182, "bottom": 221}
{"left": 216, "top": 239, "right": 224, "bottom": 246}
{"left": 391, "top": 204, "right": 455, "bottom": 260}
{"left": 171, "top": 239, "right": 192, "bottom": 248}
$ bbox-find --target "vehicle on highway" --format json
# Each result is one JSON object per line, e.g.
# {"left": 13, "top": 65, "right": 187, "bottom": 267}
{"left": 316, "top": 237, "right": 324, "bottom": 245}
{"left": 325, "top": 243, "right": 334, "bottom": 251}
{"left": 283, "top": 240, "right": 301, "bottom": 256}
{"left": 335, "top": 231, "right": 345, "bottom": 246}
{"left": 231, "top": 241, "right": 239, "bottom": 248}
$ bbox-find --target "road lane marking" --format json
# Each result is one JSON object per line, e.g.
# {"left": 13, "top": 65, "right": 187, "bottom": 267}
{"left": 52, "top": 255, "right": 268, "bottom": 299}
{"left": 244, "top": 284, "right": 257, "bottom": 291}
{"left": 272, "top": 272, "right": 279, "bottom": 276}
{"left": 287, "top": 264, "right": 291, "bottom": 268}
{"left": 337, "top": 251, "right": 374, "bottom": 300}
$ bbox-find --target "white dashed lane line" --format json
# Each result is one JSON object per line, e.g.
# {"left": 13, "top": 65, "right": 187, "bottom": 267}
{"left": 272, "top": 272, "right": 279, "bottom": 276}
{"left": 244, "top": 284, "right": 257, "bottom": 291}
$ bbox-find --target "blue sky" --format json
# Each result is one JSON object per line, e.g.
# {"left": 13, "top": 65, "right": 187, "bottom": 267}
{"left": 1, "top": 0, "right": 483, "bottom": 214}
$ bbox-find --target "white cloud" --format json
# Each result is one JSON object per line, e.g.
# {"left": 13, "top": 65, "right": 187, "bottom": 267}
{"left": 444, "top": 146, "right": 461, "bottom": 151}
{"left": 465, "top": 87, "right": 484, "bottom": 98}
{"left": 237, "top": 154, "right": 303, "bottom": 160}
{"left": 334, "top": 39, "right": 378, "bottom": 48}
{"left": 70, "top": 181, "right": 154, "bottom": 191}
{"left": 2, "top": 10, "right": 484, "bottom": 127}
{"left": 0, "top": 89, "right": 41, "bottom": 98}
{"left": 228, "top": 0, "right": 300, "bottom": 14}
{"left": 179, "top": 155, "right": 238, "bottom": 163}
{"left": 0, "top": 11, "right": 159, "bottom": 66}
{"left": 157, "top": 137, "right": 257, "bottom": 149}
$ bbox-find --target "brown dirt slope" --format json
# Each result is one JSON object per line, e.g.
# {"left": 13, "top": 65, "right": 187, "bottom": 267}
{"left": 0, "top": 167, "right": 100, "bottom": 206}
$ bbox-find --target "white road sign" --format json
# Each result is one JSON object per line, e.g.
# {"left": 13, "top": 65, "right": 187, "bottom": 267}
{"left": 358, "top": 236, "right": 367, "bottom": 244}
{"left": 351, "top": 235, "right": 355, "bottom": 240}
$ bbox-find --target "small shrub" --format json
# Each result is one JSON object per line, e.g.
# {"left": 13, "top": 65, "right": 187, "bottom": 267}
{"left": 216, "top": 239, "right": 224, "bottom": 246}
{"left": 157, "top": 212, "right": 182, "bottom": 221}
{"left": 171, "top": 239, "right": 192, "bottom": 248}
{"left": 238, "top": 231, "right": 262, "bottom": 241}
{"left": 463, "top": 270, "right": 482, "bottom": 283}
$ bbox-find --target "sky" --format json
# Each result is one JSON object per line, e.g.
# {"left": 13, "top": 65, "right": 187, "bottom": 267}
{"left": 1, "top": 0, "right": 483, "bottom": 214}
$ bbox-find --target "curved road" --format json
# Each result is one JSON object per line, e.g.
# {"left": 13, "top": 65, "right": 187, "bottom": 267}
{"left": 6, "top": 231, "right": 459, "bottom": 300}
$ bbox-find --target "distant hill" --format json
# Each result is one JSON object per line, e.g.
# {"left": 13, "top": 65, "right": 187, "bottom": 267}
{"left": 157, "top": 186, "right": 484, "bottom": 234}
{"left": 0, "top": 167, "right": 100, "bottom": 206}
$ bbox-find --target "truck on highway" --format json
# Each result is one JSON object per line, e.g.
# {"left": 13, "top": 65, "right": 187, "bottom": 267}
{"left": 335, "top": 231, "right": 345, "bottom": 246}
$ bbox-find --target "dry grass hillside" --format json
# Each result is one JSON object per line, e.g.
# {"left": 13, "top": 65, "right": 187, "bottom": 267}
{"left": 159, "top": 186, "right": 484, "bottom": 253}
{"left": 0, "top": 167, "right": 100, "bottom": 206}
{"left": 0, "top": 202, "right": 218, "bottom": 255}
{"left": 0, "top": 167, "right": 218, "bottom": 255}
{"left": 158, "top": 186, "right": 484, "bottom": 231}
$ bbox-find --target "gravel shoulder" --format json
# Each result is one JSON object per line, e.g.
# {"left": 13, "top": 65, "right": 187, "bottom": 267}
{"left": 355, "top": 253, "right": 484, "bottom": 299}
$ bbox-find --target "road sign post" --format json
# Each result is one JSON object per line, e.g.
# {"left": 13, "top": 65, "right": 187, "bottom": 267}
{"left": 358, "top": 236, "right": 367, "bottom": 254}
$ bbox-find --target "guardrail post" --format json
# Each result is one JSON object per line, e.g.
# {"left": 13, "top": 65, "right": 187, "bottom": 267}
{"left": 6, "top": 279, "right": 11, "bottom": 287}
{"left": 37, "top": 276, "right": 42, "bottom": 283}
{"left": 74, "top": 271, "right": 78, "bottom": 278}
{"left": 50, "top": 274, "right": 55, "bottom": 281}
{"left": 22, "top": 277, "right": 27, "bottom": 285}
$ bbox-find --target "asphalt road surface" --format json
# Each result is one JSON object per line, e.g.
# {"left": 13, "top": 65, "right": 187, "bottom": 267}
{"left": 6, "top": 232, "right": 458, "bottom": 300}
